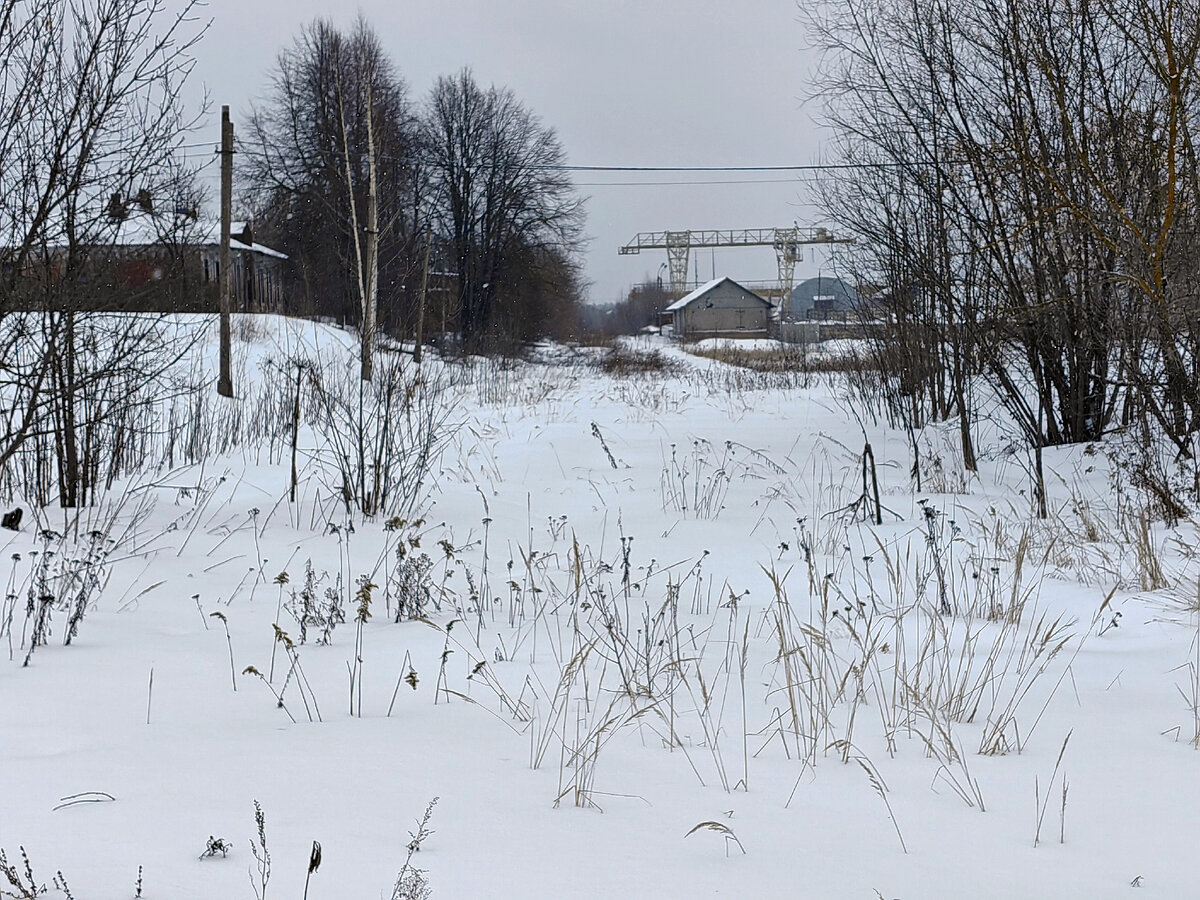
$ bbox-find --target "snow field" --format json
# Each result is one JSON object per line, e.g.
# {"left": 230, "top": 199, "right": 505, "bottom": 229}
{"left": 2, "top": 319, "right": 1199, "bottom": 898}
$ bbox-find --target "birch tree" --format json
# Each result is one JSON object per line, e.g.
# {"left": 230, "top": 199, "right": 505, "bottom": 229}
{"left": 245, "top": 18, "right": 421, "bottom": 375}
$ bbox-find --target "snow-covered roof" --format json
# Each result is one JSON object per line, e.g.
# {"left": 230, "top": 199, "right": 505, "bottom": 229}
{"left": 107, "top": 215, "right": 288, "bottom": 260}
{"left": 665, "top": 277, "right": 724, "bottom": 312}
{"left": 664, "top": 276, "right": 770, "bottom": 311}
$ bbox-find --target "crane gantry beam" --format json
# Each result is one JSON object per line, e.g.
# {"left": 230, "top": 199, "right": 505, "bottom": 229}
{"left": 619, "top": 226, "right": 854, "bottom": 297}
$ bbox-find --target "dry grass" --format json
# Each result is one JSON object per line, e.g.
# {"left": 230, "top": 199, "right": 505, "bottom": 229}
{"left": 687, "top": 342, "right": 870, "bottom": 375}
{"left": 598, "top": 347, "right": 681, "bottom": 376}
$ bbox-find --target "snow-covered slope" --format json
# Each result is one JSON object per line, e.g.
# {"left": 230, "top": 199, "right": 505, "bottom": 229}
{"left": 1, "top": 318, "right": 1196, "bottom": 898}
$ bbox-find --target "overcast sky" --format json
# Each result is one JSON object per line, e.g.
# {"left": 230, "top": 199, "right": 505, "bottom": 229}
{"left": 186, "top": 0, "right": 833, "bottom": 303}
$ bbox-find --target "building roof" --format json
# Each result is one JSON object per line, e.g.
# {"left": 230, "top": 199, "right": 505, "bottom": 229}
{"left": 108, "top": 215, "right": 288, "bottom": 259}
{"left": 665, "top": 276, "right": 771, "bottom": 312}
{"left": 790, "top": 275, "right": 858, "bottom": 305}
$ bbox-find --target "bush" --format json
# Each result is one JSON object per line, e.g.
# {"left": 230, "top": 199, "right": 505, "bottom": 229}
{"left": 306, "top": 351, "right": 459, "bottom": 518}
{"left": 598, "top": 347, "right": 679, "bottom": 377}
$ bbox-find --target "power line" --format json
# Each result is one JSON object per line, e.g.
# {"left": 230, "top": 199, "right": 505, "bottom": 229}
{"left": 568, "top": 180, "right": 811, "bottom": 188}
{"left": 228, "top": 138, "right": 885, "bottom": 175}
{"left": 552, "top": 163, "right": 884, "bottom": 172}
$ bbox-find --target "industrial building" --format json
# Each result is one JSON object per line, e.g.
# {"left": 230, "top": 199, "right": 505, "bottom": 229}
{"left": 786, "top": 275, "right": 859, "bottom": 320}
{"left": 665, "top": 277, "right": 773, "bottom": 339}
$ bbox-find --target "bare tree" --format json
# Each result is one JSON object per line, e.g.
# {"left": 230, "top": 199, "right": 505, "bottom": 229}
{"left": 333, "top": 43, "right": 381, "bottom": 381}
{"left": 421, "top": 69, "right": 585, "bottom": 352}
{"left": 808, "top": 0, "right": 1200, "bottom": 500}
{"left": 244, "top": 18, "right": 422, "bottom": 377}
{"left": 0, "top": 0, "right": 208, "bottom": 506}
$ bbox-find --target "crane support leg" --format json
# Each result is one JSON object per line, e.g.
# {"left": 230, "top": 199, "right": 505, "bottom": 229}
{"left": 666, "top": 231, "right": 691, "bottom": 293}
{"left": 774, "top": 227, "right": 800, "bottom": 301}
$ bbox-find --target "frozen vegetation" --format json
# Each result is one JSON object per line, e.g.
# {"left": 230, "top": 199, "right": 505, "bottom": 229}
{"left": 1, "top": 317, "right": 1199, "bottom": 898}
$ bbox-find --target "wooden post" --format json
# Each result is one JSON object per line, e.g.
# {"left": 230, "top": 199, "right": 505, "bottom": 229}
{"left": 865, "top": 441, "right": 882, "bottom": 526}
{"left": 290, "top": 362, "right": 301, "bottom": 504}
{"left": 217, "top": 105, "right": 234, "bottom": 398}
{"left": 414, "top": 224, "right": 431, "bottom": 364}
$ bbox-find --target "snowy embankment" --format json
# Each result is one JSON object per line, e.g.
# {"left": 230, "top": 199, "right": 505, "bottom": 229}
{"left": 1, "top": 318, "right": 1197, "bottom": 898}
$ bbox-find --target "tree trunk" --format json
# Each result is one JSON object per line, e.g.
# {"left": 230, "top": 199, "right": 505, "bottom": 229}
{"left": 361, "top": 76, "right": 379, "bottom": 382}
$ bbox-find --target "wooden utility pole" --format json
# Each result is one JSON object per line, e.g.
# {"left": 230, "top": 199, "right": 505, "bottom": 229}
{"left": 217, "top": 105, "right": 234, "bottom": 398}
{"left": 414, "top": 224, "right": 431, "bottom": 364}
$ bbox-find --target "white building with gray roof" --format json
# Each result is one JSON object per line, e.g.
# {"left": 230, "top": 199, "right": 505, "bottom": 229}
{"left": 665, "top": 277, "right": 773, "bottom": 339}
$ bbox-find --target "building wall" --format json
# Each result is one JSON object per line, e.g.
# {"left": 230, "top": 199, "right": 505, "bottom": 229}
{"left": 776, "top": 321, "right": 823, "bottom": 344}
{"left": 787, "top": 276, "right": 858, "bottom": 321}
{"left": 99, "top": 247, "right": 285, "bottom": 313}
{"left": 12, "top": 244, "right": 286, "bottom": 314}
{"left": 198, "top": 248, "right": 286, "bottom": 312}
{"left": 675, "top": 282, "right": 770, "bottom": 338}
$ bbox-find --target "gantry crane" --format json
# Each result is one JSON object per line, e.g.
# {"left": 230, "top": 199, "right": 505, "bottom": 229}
{"left": 618, "top": 226, "right": 854, "bottom": 298}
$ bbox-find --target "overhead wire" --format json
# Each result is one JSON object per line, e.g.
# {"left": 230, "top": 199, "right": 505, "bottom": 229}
{"left": 573, "top": 177, "right": 812, "bottom": 187}
{"left": 222, "top": 135, "right": 853, "bottom": 192}
{"left": 549, "top": 162, "right": 890, "bottom": 172}
{"left": 226, "top": 137, "right": 874, "bottom": 178}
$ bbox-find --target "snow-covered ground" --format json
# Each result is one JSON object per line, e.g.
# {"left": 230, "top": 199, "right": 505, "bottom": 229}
{"left": 2, "top": 318, "right": 1198, "bottom": 898}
